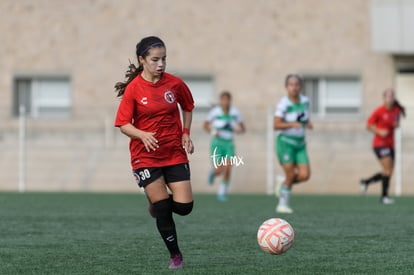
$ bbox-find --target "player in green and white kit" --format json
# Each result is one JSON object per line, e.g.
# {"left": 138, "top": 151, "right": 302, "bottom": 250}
{"left": 204, "top": 91, "right": 245, "bottom": 201}
{"left": 274, "top": 74, "right": 312, "bottom": 213}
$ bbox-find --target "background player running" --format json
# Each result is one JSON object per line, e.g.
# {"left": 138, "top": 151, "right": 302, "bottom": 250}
{"left": 274, "top": 74, "right": 312, "bottom": 214}
{"left": 114, "top": 36, "right": 195, "bottom": 269}
{"left": 360, "top": 88, "right": 406, "bottom": 204}
{"left": 203, "top": 91, "right": 245, "bottom": 201}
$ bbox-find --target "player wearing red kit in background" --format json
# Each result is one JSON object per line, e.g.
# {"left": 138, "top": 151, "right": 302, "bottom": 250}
{"left": 360, "top": 88, "right": 406, "bottom": 204}
{"left": 114, "top": 36, "right": 194, "bottom": 269}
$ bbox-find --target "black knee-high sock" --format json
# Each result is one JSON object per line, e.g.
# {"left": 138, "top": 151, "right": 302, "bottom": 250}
{"left": 152, "top": 198, "right": 180, "bottom": 255}
{"left": 381, "top": 175, "right": 390, "bottom": 197}
{"left": 364, "top": 172, "right": 382, "bottom": 184}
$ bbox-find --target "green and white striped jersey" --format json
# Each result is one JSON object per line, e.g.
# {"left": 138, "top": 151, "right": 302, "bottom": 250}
{"left": 274, "top": 95, "right": 310, "bottom": 138}
{"left": 206, "top": 106, "right": 243, "bottom": 140}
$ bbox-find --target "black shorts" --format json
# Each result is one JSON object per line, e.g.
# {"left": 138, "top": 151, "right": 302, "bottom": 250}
{"left": 373, "top": 147, "right": 394, "bottom": 160}
{"left": 133, "top": 163, "right": 191, "bottom": 188}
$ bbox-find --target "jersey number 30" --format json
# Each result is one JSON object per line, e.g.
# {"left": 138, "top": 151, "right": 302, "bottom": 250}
{"left": 139, "top": 169, "right": 151, "bottom": 180}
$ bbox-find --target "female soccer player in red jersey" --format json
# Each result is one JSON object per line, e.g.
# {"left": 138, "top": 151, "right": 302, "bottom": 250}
{"left": 114, "top": 36, "right": 194, "bottom": 269}
{"left": 360, "top": 88, "right": 406, "bottom": 204}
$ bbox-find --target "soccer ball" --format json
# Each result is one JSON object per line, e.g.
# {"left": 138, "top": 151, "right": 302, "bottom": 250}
{"left": 257, "top": 218, "right": 294, "bottom": 255}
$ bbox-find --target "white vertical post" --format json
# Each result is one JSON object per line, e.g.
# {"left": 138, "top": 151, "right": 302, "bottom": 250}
{"left": 395, "top": 127, "right": 402, "bottom": 196}
{"left": 320, "top": 78, "right": 327, "bottom": 118}
{"left": 18, "top": 105, "right": 26, "bottom": 193}
{"left": 266, "top": 106, "right": 275, "bottom": 194}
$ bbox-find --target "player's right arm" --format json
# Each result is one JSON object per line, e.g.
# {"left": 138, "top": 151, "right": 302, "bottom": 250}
{"left": 119, "top": 124, "right": 158, "bottom": 152}
{"left": 274, "top": 117, "right": 302, "bottom": 130}
{"left": 203, "top": 121, "right": 212, "bottom": 133}
{"left": 203, "top": 107, "right": 216, "bottom": 134}
{"left": 367, "top": 124, "right": 388, "bottom": 138}
{"left": 273, "top": 99, "right": 302, "bottom": 130}
{"left": 366, "top": 108, "right": 388, "bottom": 137}
{"left": 115, "top": 84, "right": 159, "bottom": 152}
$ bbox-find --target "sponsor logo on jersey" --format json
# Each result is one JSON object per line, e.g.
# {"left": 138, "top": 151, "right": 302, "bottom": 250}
{"left": 164, "top": 91, "right": 175, "bottom": 103}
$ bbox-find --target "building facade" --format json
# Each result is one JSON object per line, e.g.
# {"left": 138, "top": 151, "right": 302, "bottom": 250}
{"left": 0, "top": 0, "right": 413, "bottom": 195}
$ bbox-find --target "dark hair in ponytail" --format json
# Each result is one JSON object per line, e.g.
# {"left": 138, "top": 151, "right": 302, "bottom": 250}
{"left": 394, "top": 99, "right": 406, "bottom": 117}
{"left": 114, "top": 36, "right": 165, "bottom": 97}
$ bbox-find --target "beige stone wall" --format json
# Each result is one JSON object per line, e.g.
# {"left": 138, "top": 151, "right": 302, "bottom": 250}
{"left": 0, "top": 0, "right": 412, "bottom": 194}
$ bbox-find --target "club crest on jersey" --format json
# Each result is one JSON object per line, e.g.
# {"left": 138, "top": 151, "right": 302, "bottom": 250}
{"left": 133, "top": 171, "right": 141, "bottom": 185}
{"left": 164, "top": 91, "right": 175, "bottom": 103}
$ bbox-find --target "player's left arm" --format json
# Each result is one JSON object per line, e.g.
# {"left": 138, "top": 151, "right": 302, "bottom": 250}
{"left": 182, "top": 111, "right": 194, "bottom": 154}
{"left": 394, "top": 111, "right": 401, "bottom": 128}
{"left": 177, "top": 81, "right": 195, "bottom": 154}
{"left": 306, "top": 121, "right": 313, "bottom": 130}
{"left": 304, "top": 98, "right": 313, "bottom": 130}
{"left": 239, "top": 122, "right": 246, "bottom": 133}
{"left": 233, "top": 108, "right": 246, "bottom": 134}
{"left": 234, "top": 122, "right": 246, "bottom": 134}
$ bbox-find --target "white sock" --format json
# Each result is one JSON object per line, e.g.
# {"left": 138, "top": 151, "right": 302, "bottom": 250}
{"left": 218, "top": 182, "right": 228, "bottom": 196}
{"left": 278, "top": 188, "right": 291, "bottom": 207}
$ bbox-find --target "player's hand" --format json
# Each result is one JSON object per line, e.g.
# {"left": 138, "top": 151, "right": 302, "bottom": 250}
{"left": 233, "top": 123, "right": 244, "bottom": 134}
{"left": 182, "top": 134, "right": 194, "bottom": 154}
{"left": 139, "top": 131, "right": 159, "bottom": 152}
{"left": 211, "top": 129, "right": 219, "bottom": 137}
{"left": 306, "top": 122, "right": 313, "bottom": 130}
{"left": 377, "top": 129, "right": 388, "bottom": 137}
{"left": 291, "top": 122, "right": 303, "bottom": 129}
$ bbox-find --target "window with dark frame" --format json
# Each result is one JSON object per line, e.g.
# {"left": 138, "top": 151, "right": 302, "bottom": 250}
{"left": 179, "top": 75, "right": 214, "bottom": 120}
{"left": 13, "top": 76, "right": 72, "bottom": 119}
{"left": 302, "top": 76, "right": 361, "bottom": 119}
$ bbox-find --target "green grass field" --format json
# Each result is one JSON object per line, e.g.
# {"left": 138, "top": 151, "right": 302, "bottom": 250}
{"left": 1, "top": 192, "right": 413, "bottom": 275}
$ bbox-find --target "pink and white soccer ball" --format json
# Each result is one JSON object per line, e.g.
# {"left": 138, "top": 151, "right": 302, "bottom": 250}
{"left": 257, "top": 218, "right": 294, "bottom": 255}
